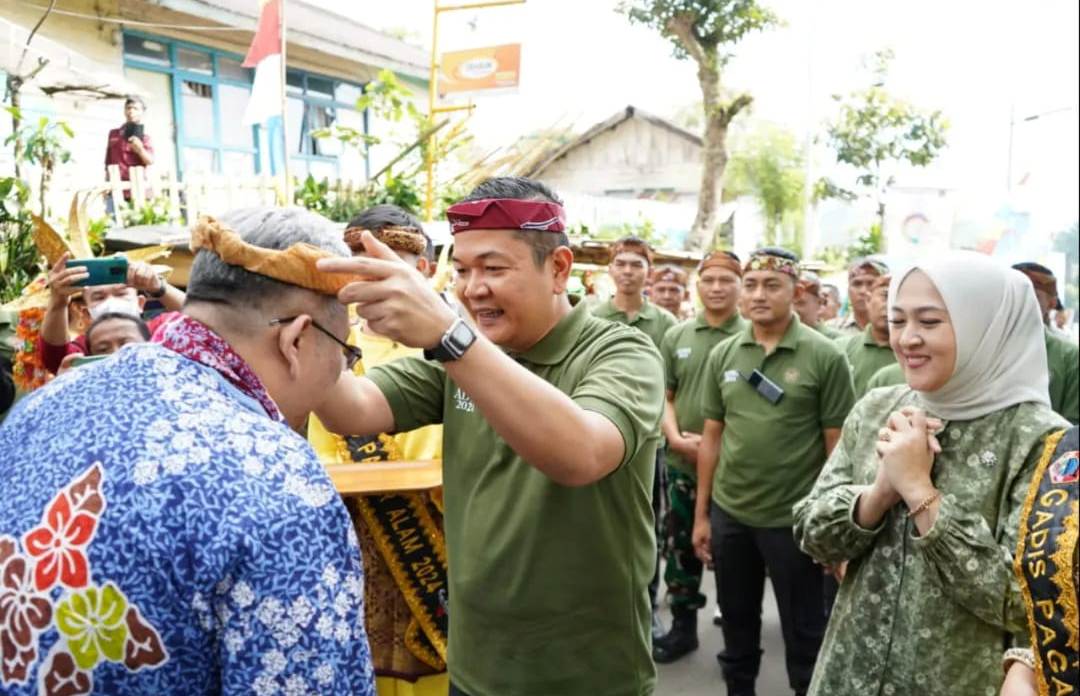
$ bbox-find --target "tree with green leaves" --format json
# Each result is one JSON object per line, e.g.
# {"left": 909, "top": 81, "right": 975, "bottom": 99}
{"left": 620, "top": 0, "right": 780, "bottom": 249}
{"left": 4, "top": 109, "right": 73, "bottom": 216}
{"left": 725, "top": 122, "right": 805, "bottom": 251}
{"left": 814, "top": 49, "right": 948, "bottom": 250}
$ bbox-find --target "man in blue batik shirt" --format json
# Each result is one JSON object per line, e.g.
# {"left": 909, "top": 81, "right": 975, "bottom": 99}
{"left": 0, "top": 208, "right": 375, "bottom": 695}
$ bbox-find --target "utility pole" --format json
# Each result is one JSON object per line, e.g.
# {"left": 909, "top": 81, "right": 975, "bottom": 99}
{"left": 424, "top": 0, "right": 525, "bottom": 221}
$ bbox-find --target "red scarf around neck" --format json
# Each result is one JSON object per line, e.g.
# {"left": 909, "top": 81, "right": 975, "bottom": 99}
{"left": 153, "top": 315, "right": 283, "bottom": 421}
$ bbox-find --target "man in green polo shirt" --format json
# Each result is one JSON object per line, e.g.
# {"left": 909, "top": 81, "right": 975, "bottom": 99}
{"left": 593, "top": 234, "right": 676, "bottom": 638}
{"left": 650, "top": 264, "right": 692, "bottom": 319}
{"left": 1013, "top": 262, "right": 1079, "bottom": 423}
{"left": 830, "top": 256, "right": 888, "bottom": 334}
{"left": 794, "top": 271, "right": 843, "bottom": 340}
{"left": 593, "top": 235, "right": 678, "bottom": 347}
{"left": 691, "top": 247, "right": 855, "bottom": 696}
{"left": 314, "top": 176, "right": 663, "bottom": 696}
{"left": 840, "top": 274, "right": 897, "bottom": 399}
{"left": 653, "top": 250, "right": 745, "bottom": 664}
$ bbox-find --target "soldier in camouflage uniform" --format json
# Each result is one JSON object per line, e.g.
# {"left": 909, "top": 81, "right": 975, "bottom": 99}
{"left": 654, "top": 251, "right": 746, "bottom": 662}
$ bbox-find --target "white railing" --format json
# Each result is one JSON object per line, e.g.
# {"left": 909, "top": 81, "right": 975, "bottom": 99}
{"left": 101, "top": 166, "right": 285, "bottom": 227}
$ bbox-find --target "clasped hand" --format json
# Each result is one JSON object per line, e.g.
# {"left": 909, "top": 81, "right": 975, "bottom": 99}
{"left": 872, "top": 406, "right": 943, "bottom": 505}
{"left": 316, "top": 230, "right": 458, "bottom": 349}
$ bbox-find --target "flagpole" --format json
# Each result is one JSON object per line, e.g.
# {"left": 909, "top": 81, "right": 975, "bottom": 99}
{"left": 279, "top": 0, "right": 291, "bottom": 206}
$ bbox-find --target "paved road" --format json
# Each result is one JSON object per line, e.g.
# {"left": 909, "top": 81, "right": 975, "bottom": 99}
{"left": 655, "top": 569, "right": 792, "bottom": 696}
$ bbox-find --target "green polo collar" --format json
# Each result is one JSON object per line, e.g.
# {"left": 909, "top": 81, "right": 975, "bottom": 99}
{"left": 738, "top": 313, "right": 803, "bottom": 351}
{"left": 695, "top": 312, "right": 742, "bottom": 333}
{"left": 515, "top": 300, "right": 590, "bottom": 366}
{"left": 862, "top": 324, "right": 890, "bottom": 348}
{"left": 594, "top": 297, "right": 660, "bottom": 325}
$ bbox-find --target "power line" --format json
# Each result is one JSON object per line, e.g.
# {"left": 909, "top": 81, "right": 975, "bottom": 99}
{"left": 19, "top": 2, "right": 251, "bottom": 32}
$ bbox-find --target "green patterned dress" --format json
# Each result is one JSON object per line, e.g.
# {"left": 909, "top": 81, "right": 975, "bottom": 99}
{"left": 793, "top": 385, "right": 1069, "bottom": 696}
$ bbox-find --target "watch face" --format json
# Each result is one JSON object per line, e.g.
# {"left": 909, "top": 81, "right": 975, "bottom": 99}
{"left": 448, "top": 320, "right": 475, "bottom": 349}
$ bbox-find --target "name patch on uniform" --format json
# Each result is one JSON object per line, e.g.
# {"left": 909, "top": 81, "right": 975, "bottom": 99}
{"left": 723, "top": 370, "right": 740, "bottom": 383}
{"left": 676, "top": 347, "right": 692, "bottom": 360}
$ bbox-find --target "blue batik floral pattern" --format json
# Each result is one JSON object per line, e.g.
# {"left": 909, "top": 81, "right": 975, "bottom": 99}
{"left": 0, "top": 342, "right": 375, "bottom": 695}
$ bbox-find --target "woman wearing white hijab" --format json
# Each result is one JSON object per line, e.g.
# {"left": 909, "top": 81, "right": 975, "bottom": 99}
{"left": 793, "top": 251, "right": 1070, "bottom": 696}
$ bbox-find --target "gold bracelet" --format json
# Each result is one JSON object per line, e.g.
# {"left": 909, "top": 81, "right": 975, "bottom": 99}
{"left": 907, "top": 489, "right": 941, "bottom": 518}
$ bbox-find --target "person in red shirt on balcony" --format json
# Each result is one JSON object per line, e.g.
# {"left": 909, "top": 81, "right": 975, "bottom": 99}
{"left": 105, "top": 95, "right": 154, "bottom": 208}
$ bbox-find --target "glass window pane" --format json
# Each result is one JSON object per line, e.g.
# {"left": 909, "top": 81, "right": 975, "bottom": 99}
{"left": 123, "top": 35, "right": 169, "bottom": 66}
{"left": 335, "top": 82, "right": 363, "bottom": 107}
{"left": 309, "top": 159, "right": 337, "bottom": 182}
{"left": 286, "top": 97, "right": 305, "bottom": 154}
{"left": 287, "top": 72, "right": 304, "bottom": 95}
{"left": 183, "top": 147, "right": 217, "bottom": 175}
{"left": 307, "top": 76, "right": 334, "bottom": 100}
{"left": 307, "top": 104, "right": 340, "bottom": 156}
{"left": 222, "top": 151, "right": 256, "bottom": 177}
{"left": 180, "top": 80, "right": 215, "bottom": 141}
{"left": 218, "top": 56, "right": 251, "bottom": 83}
{"left": 290, "top": 158, "right": 309, "bottom": 177}
{"left": 219, "top": 84, "right": 253, "bottom": 147}
{"left": 177, "top": 47, "right": 213, "bottom": 75}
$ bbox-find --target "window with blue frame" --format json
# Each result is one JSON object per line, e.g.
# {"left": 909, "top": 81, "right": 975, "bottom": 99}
{"left": 121, "top": 32, "right": 368, "bottom": 181}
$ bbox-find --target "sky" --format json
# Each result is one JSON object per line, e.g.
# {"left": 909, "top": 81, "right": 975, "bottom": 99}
{"left": 313, "top": 0, "right": 1079, "bottom": 231}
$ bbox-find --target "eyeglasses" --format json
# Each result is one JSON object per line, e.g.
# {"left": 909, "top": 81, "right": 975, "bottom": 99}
{"left": 269, "top": 317, "right": 363, "bottom": 371}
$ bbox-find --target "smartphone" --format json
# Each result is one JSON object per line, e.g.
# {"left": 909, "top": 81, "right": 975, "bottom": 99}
{"left": 122, "top": 122, "right": 145, "bottom": 140}
{"left": 70, "top": 355, "right": 109, "bottom": 368}
{"left": 747, "top": 369, "right": 785, "bottom": 405}
{"left": 68, "top": 257, "right": 128, "bottom": 287}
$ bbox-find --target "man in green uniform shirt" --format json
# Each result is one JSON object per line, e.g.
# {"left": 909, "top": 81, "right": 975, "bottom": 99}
{"left": 654, "top": 250, "right": 745, "bottom": 664}
{"left": 650, "top": 264, "right": 692, "bottom": 319}
{"left": 1014, "top": 262, "right": 1079, "bottom": 423}
{"left": 794, "top": 272, "right": 843, "bottom": 339}
{"left": 820, "top": 283, "right": 841, "bottom": 323}
{"left": 840, "top": 274, "right": 897, "bottom": 398}
{"left": 593, "top": 234, "right": 676, "bottom": 637}
{"left": 314, "top": 177, "right": 663, "bottom": 696}
{"left": 830, "top": 257, "right": 888, "bottom": 334}
{"left": 691, "top": 247, "right": 855, "bottom": 696}
{"left": 593, "top": 235, "right": 678, "bottom": 346}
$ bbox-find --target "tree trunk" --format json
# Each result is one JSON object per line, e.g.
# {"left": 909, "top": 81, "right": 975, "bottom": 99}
{"left": 690, "top": 63, "right": 727, "bottom": 250}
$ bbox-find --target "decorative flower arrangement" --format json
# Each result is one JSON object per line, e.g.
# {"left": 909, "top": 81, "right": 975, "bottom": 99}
{"left": 13, "top": 306, "right": 48, "bottom": 392}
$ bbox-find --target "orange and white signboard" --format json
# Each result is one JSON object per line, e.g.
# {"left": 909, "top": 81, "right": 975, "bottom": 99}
{"left": 439, "top": 44, "right": 521, "bottom": 98}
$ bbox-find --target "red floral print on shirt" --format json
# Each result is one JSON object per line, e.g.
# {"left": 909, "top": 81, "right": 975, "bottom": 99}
{"left": 22, "top": 492, "right": 98, "bottom": 592}
{"left": 1, "top": 463, "right": 168, "bottom": 689}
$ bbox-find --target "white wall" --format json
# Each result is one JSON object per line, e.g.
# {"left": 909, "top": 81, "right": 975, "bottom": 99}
{"left": 538, "top": 116, "right": 702, "bottom": 200}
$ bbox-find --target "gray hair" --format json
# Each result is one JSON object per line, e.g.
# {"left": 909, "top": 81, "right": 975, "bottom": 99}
{"left": 185, "top": 207, "right": 349, "bottom": 319}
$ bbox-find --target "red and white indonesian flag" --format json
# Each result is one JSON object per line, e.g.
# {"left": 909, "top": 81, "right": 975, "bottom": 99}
{"left": 241, "top": 0, "right": 282, "bottom": 126}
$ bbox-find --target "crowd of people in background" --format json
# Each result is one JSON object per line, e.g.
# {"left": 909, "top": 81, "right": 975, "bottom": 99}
{"left": 0, "top": 175, "right": 1077, "bottom": 696}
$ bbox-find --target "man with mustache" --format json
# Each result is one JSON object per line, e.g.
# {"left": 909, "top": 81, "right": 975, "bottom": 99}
{"left": 692, "top": 247, "right": 855, "bottom": 696}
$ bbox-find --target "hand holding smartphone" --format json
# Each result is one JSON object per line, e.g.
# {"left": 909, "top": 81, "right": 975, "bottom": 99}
{"left": 66, "top": 258, "right": 129, "bottom": 287}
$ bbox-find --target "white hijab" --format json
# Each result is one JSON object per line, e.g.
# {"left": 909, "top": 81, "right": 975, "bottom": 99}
{"left": 889, "top": 250, "right": 1050, "bottom": 421}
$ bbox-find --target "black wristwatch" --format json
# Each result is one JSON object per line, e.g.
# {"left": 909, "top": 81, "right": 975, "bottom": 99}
{"left": 424, "top": 318, "right": 477, "bottom": 362}
{"left": 147, "top": 278, "right": 168, "bottom": 299}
